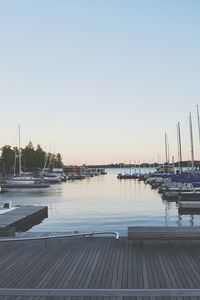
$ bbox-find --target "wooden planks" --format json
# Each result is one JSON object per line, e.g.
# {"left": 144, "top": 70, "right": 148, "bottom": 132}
{"left": 0, "top": 206, "right": 48, "bottom": 235}
{"left": 0, "top": 236, "right": 200, "bottom": 299}
{"left": 1, "top": 288, "right": 200, "bottom": 297}
{"left": 128, "top": 226, "right": 200, "bottom": 240}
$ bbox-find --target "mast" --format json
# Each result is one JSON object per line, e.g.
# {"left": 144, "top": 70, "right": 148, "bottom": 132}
{"left": 129, "top": 159, "right": 132, "bottom": 175}
{"left": 14, "top": 149, "right": 17, "bottom": 176}
{"left": 134, "top": 159, "right": 136, "bottom": 175}
{"left": 138, "top": 159, "right": 141, "bottom": 174}
{"left": 18, "top": 124, "right": 22, "bottom": 177}
{"left": 165, "top": 132, "right": 170, "bottom": 172}
{"left": 177, "top": 122, "right": 182, "bottom": 173}
{"left": 176, "top": 124, "right": 180, "bottom": 171}
{"left": 189, "top": 112, "right": 195, "bottom": 173}
{"left": 197, "top": 105, "right": 200, "bottom": 156}
{"left": 167, "top": 134, "right": 170, "bottom": 166}
{"left": 165, "top": 132, "right": 168, "bottom": 164}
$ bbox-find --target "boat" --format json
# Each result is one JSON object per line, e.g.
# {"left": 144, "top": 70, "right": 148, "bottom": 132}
{"left": 67, "top": 174, "right": 85, "bottom": 180}
{"left": 5, "top": 176, "right": 36, "bottom": 185}
{"left": 156, "top": 164, "right": 175, "bottom": 174}
{"left": 4, "top": 126, "right": 46, "bottom": 186}
{"left": 43, "top": 173, "right": 62, "bottom": 183}
{"left": 117, "top": 173, "right": 138, "bottom": 179}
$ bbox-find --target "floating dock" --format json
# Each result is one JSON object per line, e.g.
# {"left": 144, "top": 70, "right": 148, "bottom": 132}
{"left": 0, "top": 206, "right": 48, "bottom": 236}
{"left": 178, "top": 201, "right": 200, "bottom": 214}
{"left": 0, "top": 183, "right": 49, "bottom": 189}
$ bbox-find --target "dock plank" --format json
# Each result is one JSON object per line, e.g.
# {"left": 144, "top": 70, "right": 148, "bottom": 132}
{"left": 1, "top": 237, "right": 200, "bottom": 299}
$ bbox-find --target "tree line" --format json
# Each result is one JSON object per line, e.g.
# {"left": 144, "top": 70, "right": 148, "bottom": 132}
{"left": 1, "top": 141, "right": 63, "bottom": 174}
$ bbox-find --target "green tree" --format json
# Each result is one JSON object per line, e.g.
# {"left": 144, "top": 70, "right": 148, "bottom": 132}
{"left": 21, "top": 141, "right": 35, "bottom": 171}
{"left": 55, "top": 153, "right": 63, "bottom": 168}
{"left": 35, "top": 144, "right": 46, "bottom": 169}
{"left": 1, "top": 145, "right": 15, "bottom": 174}
{"left": 1, "top": 142, "right": 64, "bottom": 173}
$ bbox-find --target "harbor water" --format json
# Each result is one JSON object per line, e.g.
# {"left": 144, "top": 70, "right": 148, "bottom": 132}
{"left": 1, "top": 168, "right": 200, "bottom": 235}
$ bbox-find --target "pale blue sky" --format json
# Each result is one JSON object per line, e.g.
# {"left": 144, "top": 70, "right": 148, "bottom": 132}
{"left": 0, "top": 0, "right": 200, "bottom": 164}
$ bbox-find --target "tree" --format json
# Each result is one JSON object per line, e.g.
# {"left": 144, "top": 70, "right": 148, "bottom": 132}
{"left": 1, "top": 145, "right": 15, "bottom": 174}
{"left": 1, "top": 142, "right": 64, "bottom": 173}
{"left": 55, "top": 153, "right": 63, "bottom": 168}
{"left": 35, "top": 145, "right": 46, "bottom": 169}
{"left": 21, "top": 141, "right": 35, "bottom": 171}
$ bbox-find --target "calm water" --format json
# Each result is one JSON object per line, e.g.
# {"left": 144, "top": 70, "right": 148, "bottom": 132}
{"left": 1, "top": 168, "right": 200, "bottom": 235}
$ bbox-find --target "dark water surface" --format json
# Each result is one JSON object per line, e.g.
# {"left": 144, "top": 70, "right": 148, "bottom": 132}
{"left": 1, "top": 168, "right": 200, "bottom": 235}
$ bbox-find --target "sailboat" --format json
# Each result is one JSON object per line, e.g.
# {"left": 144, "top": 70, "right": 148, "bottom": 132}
{"left": 5, "top": 125, "right": 37, "bottom": 185}
{"left": 41, "top": 152, "right": 62, "bottom": 183}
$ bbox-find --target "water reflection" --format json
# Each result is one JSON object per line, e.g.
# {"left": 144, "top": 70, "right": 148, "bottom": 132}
{"left": 164, "top": 201, "right": 169, "bottom": 227}
{"left": 177, "top": 214, "right": 182, "bottom": 227}
{"left": 190, "top": 215, "right": 194, "bottom": 226}
{"left": 0, "top": 168, "right": 200, "bottom": 234}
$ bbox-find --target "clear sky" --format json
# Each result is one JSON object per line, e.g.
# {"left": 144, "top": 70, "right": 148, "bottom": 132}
{"left": 0, "top": 0, "right": 200, "bottom": 165}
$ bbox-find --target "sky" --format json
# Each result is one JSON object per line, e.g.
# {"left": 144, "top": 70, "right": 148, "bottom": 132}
{"left": 0, "top": 0, "right": 200, "bottom": 165}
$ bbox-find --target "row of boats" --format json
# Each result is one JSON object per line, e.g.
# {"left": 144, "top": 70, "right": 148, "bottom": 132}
{"left": 146, "top": 172, "right": 200, "bottom": 201}
{"left": 0, "top": 168, "right": 107, "bottom": 189}
{"left": 118, "top": 167, "right": 200, "bottom": 201}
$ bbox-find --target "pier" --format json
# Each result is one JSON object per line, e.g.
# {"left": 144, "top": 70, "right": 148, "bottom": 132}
{"left": 1, "top": 233, "right": 200, "bottom": 298}
{"left": 0, "top": 206, "right": 48, "bottom": 236}
{"left": 0, "top": 183, "right": 49, "bottom": 189}
{"left": 178, "top": 201, "right": 200, "bottom": 215}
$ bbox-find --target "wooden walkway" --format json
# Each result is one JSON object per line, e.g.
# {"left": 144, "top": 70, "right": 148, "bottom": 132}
{"left": 0, "top": 233, "right": 200, "bottom": 299}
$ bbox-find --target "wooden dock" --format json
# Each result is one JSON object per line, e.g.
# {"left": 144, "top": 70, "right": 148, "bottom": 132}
{"left": 179, "top": 201, "right": 200, "bottom": 214}
{"left": 128, "top": 226, "right": 200, "bottom": 240}
{"left": 0, "top": 206, "right": 48, "bottom": 236}
{"left": 0, "top": 183, "right": 49, "bottom": 188}
{"left": 1, "top": 233, "right": 200, "bottom": 299}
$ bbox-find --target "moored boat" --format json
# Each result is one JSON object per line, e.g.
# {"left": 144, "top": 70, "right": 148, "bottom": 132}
{"left": 117, "top": 173, "right": 138, "bottom": 179}
{"left": 43, "top": 173, "right": 62, "bottom": 183}
{"left": 5, "top": 176, "right": 37, "bottom": 185}
{"left": 67, "top": 174, "right": 85, "bottom": 180}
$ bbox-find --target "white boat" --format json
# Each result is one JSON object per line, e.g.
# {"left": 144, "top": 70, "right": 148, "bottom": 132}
{"left": 5, "top": 125, "right": 39, "bottom": 185}
{"left": 5, "top": 176, "right": 36, "bottom": 185}
{"left": 43, "top": 173, "right": 62, "bottom": 183}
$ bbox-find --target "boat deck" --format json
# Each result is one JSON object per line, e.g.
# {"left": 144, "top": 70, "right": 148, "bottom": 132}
{"left": 0, "top": 233, "right": 200, "bottom": 299}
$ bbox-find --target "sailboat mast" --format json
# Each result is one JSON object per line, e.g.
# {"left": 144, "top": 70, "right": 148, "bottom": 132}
{"left": 176, "top": 124, "right": 180, "bottom": 171}
{"left": 18, "top": 124, "right": 22, "bottom": 177}
{"left": 177, "top": 122, "right": 182, "bottom": 174}
{"left": 165, "top": 132, "right": 168, "bottom": 164}
{"left": 167, "top": 134, "right": 170, "bottom": 164}
{"left": 189, "top": 112, "right": 195, "bottom": 173}
{"left": 197, "top": 105, "right": 200, "bottom": 154}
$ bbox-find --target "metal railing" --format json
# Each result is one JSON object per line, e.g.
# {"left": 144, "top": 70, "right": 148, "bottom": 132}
{"left": 0, "top": 231, "right": 119, "bottom": 242}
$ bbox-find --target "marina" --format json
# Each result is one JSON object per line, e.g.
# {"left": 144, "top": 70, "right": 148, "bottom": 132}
{"left": 1, "top": 168, "right": 200, "bottom": 299}
{"left": 1, "top": 1, "right": 200, "bottom": 298}
{"left": 0, "top": 168, "right": 200, "bottom": 235}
